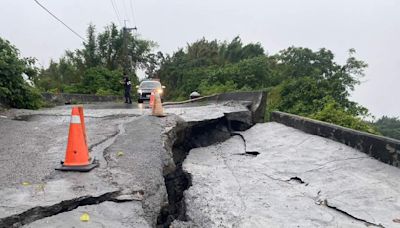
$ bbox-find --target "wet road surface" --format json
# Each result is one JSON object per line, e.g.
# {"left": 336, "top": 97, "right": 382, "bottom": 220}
{"left": 1, "top": 100, "right": 400, "bottom": 228}
{"left": 181, "top": 122, "right": 400, "bottom": 227}
{"left": 0, "top": 101, "right": 249, "bottom": 227}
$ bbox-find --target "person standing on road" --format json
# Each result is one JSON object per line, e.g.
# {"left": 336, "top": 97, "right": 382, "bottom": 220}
{"left": 123, "top": 76, "right": 132, "bottom": 104}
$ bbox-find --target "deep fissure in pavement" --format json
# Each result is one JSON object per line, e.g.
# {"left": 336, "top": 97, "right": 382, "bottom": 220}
{"left": 323, "top": 200, "right": 384, "bottom": 228}
{"left": 231, "top": 132, "right": 260, "bottom": 156}
{"left": 0, "top": 191, "right": 121, "bottom": 228}
{"left": 157, "top": 116, "right": 251, "bottom": 227}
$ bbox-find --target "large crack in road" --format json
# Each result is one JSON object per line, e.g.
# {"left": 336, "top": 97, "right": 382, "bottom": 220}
{"left": 4, "top": 99, "right": 396, "bottom": 227}
{"left": 321, "top": 199, "right": 385, "bottom": 228}
{"left": 0, "top": 111, "right": 258, "bottom": 227}
{"left": 0, "top": 94, "right": 270, "bottom": 227}
{"left": 0, "top": 115, "right": 140, "bottom": 227}
{"left": 0, "top": 191, "right": 120, "bottom": 228}
{"left": 157, "top": 116, "right": 253, "bottom": 227}
{"left": 177, "top": 122, "right": 400, "bottom": 227}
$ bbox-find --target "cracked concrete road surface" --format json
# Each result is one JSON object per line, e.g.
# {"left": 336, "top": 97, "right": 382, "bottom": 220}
{"left": 1, "top": 99, "right": 400, "bottom": 228}
{"left": 181, "top": 122, "right": 400, "bottom": 228}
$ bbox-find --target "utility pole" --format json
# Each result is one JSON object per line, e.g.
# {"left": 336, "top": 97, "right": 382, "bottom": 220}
{"left": 122, "top": 20, "right": 137, "bottom": 76}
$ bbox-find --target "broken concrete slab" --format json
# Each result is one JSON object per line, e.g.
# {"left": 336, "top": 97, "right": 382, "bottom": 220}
{"left": 164, "top": 91, "right": 267, "bottom": 123}
{"left": 23, "top": 201, "right": 150, "bottom": 228}
{"left": 102, "top": 103, "right": 254, "bottom": 227}
{"left": 0, "top": 178, "right": 119, "bottom": 227}
{"left": 0, "top": 92, "right": 266, "bottom": 227}
{"left": 182, "top": 122, "right": 400, "bottom": 227}
{"left": 166, "top": 103, "right": 249, "bottom": 123}
{"left": 0, "top": 113, "right": 137, "bottom": 227}
{"left": 0, "top": 115, "right": 129, "bottom": 189}
{"left": 103, "top": 116, "right": 168, "bottom": 226}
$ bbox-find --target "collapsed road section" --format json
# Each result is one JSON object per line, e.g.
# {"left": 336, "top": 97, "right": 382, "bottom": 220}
{"left": 6, "top": 91, "right": 399, "bottom": 227}
{"left": 0, "top": 92, "right": 266, "bottom": 227}
{"left": 178, "top": 123, "right": 400, "bottom": 227}
{"left": 158, "top": 114, "right": 243, "bottom": 226}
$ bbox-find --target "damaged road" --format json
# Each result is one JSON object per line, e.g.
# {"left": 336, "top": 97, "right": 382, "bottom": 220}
{"left": 2, "top": 91, "right": 399, "bottom": 227}
{"left": 180, "top": 123, "right": 400, "bottom": 227}
{"left": 0, "top": 97, "right": 258, "bottom": 227}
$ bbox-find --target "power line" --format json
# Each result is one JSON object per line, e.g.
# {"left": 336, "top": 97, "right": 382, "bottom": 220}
{"left": 129, "top": 0, "right": 137, "bottom": 27}
{"left": 112, "top": 0, "right": 123, "bottom": 26}
{"left": 33, "top": 0, "right": 86, "bottom": 42}
{"left": 122, "top": 0, "right": 130, "bottom": 25}
{"left": 109, "top": 0, "right": 122, "bottom": 26}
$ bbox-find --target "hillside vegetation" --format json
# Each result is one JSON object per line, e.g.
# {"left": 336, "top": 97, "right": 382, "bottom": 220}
{"left": 2, "top": 24, "right": 400, "bottom": 138}
{"left": 157, "top": 37, "right": 378, "bottom": 134}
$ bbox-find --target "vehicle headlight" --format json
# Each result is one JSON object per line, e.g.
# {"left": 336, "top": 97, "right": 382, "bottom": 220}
{"left": 138, "top": 89, "right": 142, "bottom": 94}
{"left": 157, "top": 89, "right": 163, "bottom": 94}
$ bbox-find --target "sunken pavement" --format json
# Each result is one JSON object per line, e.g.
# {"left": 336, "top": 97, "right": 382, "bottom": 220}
{"left": 0, "top": 92, "right": 399, "bottom": 228}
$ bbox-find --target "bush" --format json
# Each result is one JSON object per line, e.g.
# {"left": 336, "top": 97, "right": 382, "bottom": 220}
{"left": 63, "top": 84, "right": 82, "bottom": 94}
{"left": 265, "top": 85, "right": 283, "bottom": 121}
{"left": 81, "top": 67, "right": 124, "bottom": 95}
{"left": 0, "top": 37, "right": 42, "bottom": 109}
{"left": 374, "top": 116, "right": 400, "bottom": 140}
{"left": 199, "top": 80, "right": 238, "bottom": 96}
{"left": 96, "top": 88, "right": 115, "bottom": 96}
{"left": 309, "top": 99, "right": 380, "bottom": 135}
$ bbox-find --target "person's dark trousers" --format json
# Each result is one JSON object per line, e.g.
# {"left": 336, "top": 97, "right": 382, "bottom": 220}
{"left": 124, "top": 90, "right": 132, "bottom": 104}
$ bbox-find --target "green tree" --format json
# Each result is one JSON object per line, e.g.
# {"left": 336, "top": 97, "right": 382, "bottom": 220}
{"left": 309, "top": 98, "right": 379, "bottom": 134}
{"left": 158, "top": 36, "right": 268, "bottom": 100}
{"left": 374, "top": 116, "right": 400, "bottom": 140}
{"left": 157, "top": 37, "right": 378, "bottom": 136}
{"left": 81, "top": 67, "right": 123, "bottom": 95}
{"left": 82, "top": 24, "right": 100, "bottom": 68}
{"left": 0, "top": 37, "right": 42, "bottom": 109}
{"left": 271, "top": 48, "right": 368, "bottom": 117}
{"left": 37, "top": 23, "right": 156, "bottom": 95}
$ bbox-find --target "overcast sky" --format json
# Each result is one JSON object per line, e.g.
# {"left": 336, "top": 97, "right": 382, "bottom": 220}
{"left": 1, "top": 0, "right": 399, "bottom": 118}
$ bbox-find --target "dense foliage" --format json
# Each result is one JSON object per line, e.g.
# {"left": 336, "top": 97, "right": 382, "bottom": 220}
{"left": 270, "top": 48, "right": 368, "bottom": 117}
{"left": 0, "top": 37, "right": 42, "bottom": 109}
{"left": 309, "top": 99, "right": 379, "bottom": 134}
{"left": 157, "top": 37, "right": 378, "bottom": 133}
{"left": 35, "top": 23, "right": 156, "bottom": 95}
{"left": 12, "top": 30, "right": 391, "bottom": 137}
{"left": 158, "top": 37, "right": 269, "bottom": 100}
{"left": 374, "top": 116, "right": 400, "bottom": 140}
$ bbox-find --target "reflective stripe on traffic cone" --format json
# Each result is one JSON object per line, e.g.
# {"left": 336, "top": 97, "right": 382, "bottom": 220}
{"left": 56, "top": 106, "right": 98, "bottom": 172}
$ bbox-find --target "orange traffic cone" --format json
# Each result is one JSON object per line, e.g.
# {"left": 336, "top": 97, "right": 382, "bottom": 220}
{"left": 152, "top": 91, "right": 165, "bottom": 117}
{"left": 56, "top": 106, "right": 98, "bottom": 172}
{"left": 77, "top": 106, "right": 87, "bottom": 145}
{"left": 149, "top": 90, "right": 155, "bottom": 107}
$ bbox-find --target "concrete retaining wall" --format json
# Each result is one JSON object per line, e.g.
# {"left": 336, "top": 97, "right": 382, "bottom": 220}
{"left": 42, "top": 93, "right": 122, "bottom": 105}
{"left": 271, "top": 111, "right": 400, "bottom": 167}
